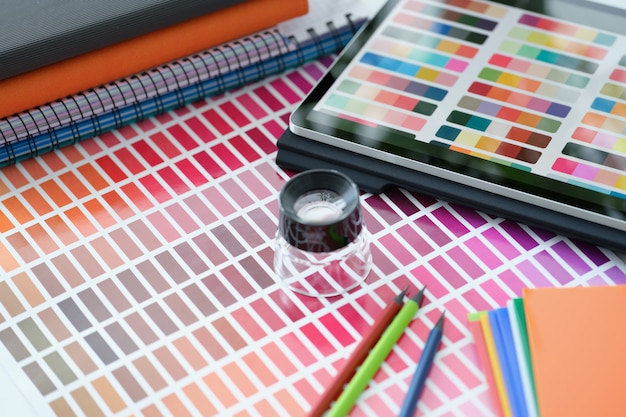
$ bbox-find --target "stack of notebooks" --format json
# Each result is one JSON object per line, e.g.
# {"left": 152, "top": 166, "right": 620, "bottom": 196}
{"left": 0, "top": 0, "right": 370, "bottom": 167}
{"left": 469, "top": 285, "right": 626, "bottom": 417}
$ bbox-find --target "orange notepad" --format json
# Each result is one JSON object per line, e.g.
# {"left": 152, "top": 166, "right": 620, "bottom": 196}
{"left": 524, "top": 285, "right": 626, "bottom": 417}
{"left": 0, "top": 0, "right": 308, "bottom": 119}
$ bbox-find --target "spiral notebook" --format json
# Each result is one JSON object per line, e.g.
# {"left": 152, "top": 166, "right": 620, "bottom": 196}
{"left": 0, "top": 1, "right": 369, "bottom": 168}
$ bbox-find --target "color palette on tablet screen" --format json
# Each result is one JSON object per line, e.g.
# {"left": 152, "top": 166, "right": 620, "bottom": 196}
{"left": 318, "top": 0, "right": 626, "bottom": 199}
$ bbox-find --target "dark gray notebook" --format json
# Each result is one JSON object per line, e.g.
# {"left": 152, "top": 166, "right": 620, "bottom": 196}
{"left": 0, "top": 0, "right": 248, "bottom": 80}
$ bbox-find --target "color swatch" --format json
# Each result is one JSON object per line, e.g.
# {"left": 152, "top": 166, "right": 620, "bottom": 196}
{"left": 382, "top": 25, "right": 479, "bottom": 58}
{"left": 581, "top": 112, "right": 626, "bottom": 135}
{"left": 517, "top": 13, "right": 616, "bottom": 46}
{"left": 336, "top": 79, "right": 438, "bottom": 116}
{"left": 370, "top": 38, "right": 469, "bottom": 72}
{"left": 325, "top": 92, "right": 429, "bottom": 131}
{"left": 444, "top": 0, "right": 508, "bottom": 18}
{"left": 478, "top": 66, "right": 586, "bottom": 96}
{"left": 610, "top": 68, "right": 626, "bottom": 83}
{"left": 457, "top": 96, "right": 561, "bottom": 133}
{"left": 498, "top": 40, "right": 598, "bottom": 74}
{"left": 404, "top": 0, "right": 499, "bottom": 31}
{"left": 487, "top": 53, "right": 588, "bottom": 91}
{"left": 571, "top": 127, "right": 626, "bottom": 153}
{"left": 348, "top": 65, "right": 448, "bottom": 101}
{"left": 435, "top": 125, "right": 541, "bottom": 164}
{"left": 551, "top": 157, "right": 626, "bottom": 195}
{"left": 360, "top": 52, "right": 458, "bottom": 86}
{"left": 468, "top": 81, "right": 570, "bottom": 118}
{"left": 392, "top": 12, "right": 489, "bottom": 45}
{"left": 507, "top": 26, "right": 608, "bottom": 59}
{"left": 447, "top": 111, "right": 551, "bottom": 147}
{"left": 562, "top": 142, "right": 626, "bottom": 172}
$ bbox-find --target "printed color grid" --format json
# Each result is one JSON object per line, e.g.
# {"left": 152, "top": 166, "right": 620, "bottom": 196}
{"left": 1, "top": 3, "right": 626, "bottom": 417}
{"left": 1, "top": 54, "right": 626, "bottom": 417}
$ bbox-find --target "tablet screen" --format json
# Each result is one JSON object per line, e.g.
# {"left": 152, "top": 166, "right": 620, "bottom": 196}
{"left": 290, "top": 0, "right": 626, "bottom": 234}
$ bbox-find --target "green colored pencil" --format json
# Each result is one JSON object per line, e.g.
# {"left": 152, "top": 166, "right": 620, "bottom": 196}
{"left": 327, "top": 287, "right": 425, "bottom": 417}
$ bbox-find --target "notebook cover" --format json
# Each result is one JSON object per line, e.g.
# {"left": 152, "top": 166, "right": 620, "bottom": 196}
{"left": 523, "top": 286, "right": 626, "bottom": 417}
{"left": 276, "top": 129, "right": 626, "bottom": 252}
{"left": 0, "top": 0, "right": 248, "bottom": 80}
{"left": 0, "top": 0, "right": 308, "bottom": 119}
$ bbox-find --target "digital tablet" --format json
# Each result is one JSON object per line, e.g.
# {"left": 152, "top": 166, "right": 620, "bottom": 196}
{"left": 285, "top": 0, "right": 626, "bottom": 250}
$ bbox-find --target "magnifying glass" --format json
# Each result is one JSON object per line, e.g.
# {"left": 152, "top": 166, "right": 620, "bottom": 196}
{"left": 273, "top": 169, "right": 372, "bottom": 297}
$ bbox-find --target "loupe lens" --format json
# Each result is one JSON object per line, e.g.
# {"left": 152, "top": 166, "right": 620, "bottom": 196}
{"left": 294, "top": 190, "right": 345, "bottom": 223}
{"left": 274, "top": 169, "right": 372, "bottom": 297}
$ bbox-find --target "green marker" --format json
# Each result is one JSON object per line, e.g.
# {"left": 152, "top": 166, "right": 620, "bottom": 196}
{"left": 327, "top": 287, "right": 425, "bottom": 417}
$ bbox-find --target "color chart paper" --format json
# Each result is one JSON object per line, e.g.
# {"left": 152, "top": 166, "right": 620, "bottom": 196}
{"left": 316, "top": 0, "right": 626, "bottom": 199}
{"left": 1, "top": 35, "right": 625, "bottom": 417}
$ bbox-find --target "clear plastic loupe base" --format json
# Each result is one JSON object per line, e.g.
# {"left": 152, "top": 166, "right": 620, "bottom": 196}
{"left": 273, "top": 227, "right": 372, "bottom": 298}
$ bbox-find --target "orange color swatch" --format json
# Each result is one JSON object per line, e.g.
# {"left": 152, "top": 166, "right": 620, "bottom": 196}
{"left": 524, "top": 285, "right": 626, "bottom": 417}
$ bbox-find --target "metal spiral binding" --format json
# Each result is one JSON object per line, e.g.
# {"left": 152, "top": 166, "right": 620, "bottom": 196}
{"left": 0, "top": 15, "right": 366, "bottom": 166}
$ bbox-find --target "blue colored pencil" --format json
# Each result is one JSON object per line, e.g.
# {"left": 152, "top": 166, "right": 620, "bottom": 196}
{"left": 398, "top": 312, "right": 445, "bottom": 417}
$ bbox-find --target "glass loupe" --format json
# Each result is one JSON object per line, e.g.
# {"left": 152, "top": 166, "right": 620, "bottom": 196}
{"left": 274, "top": 169, "right": 372, "bottom": 297}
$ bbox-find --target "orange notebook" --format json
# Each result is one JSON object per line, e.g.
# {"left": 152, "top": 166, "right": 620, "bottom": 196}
{"left": 524, "top": 286, "right": 626, "bottom": 417}
{"left": 0, "top": 0, "right": 308, "bottom": 119}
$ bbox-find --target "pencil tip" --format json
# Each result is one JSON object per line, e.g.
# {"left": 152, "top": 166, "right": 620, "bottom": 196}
{"left": 435, "top": 311, "right": 445, "bottom": 329}
{"left": 393, "top": 286, "right": 409, "bottom": 303}
{"left": 410, "top": 286, "right": 426, "bottom": 305}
